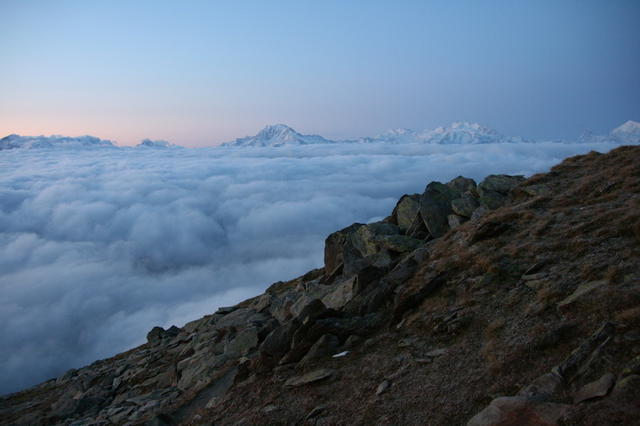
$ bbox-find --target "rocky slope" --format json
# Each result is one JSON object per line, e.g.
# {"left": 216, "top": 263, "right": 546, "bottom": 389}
{"left": 2, "top": 146, "right": 640, "bottom": 425}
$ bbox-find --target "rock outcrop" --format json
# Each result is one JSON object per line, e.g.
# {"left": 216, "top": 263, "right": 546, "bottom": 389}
{"left": 1, "top": 146, "right": 639, "bottom": 425}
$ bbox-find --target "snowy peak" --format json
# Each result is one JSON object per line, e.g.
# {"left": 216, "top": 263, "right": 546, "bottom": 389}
{"left": 423, "top": 121, "right": 507, "bottom": 144}
{"left": 135, "top": 139, "right": 182, "bottom": 149}
{"left": 222, "top": 124, "right": 335, "bottom": 147}
{"left": 578, "top": 120, "right": 640, "bottom": 144}
{"left": 0, "top": 134, "right": 116, "bottom": 150}
{"left": 612, "top": 120, "right": 640, "bottom": 140}
{"left": 359, "top": 122, "right": 529, "bottom": 144}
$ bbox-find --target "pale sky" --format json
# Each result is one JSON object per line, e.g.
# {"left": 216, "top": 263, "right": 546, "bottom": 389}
{"left": 1, "top": 0, "right": 639, "bottom": 146}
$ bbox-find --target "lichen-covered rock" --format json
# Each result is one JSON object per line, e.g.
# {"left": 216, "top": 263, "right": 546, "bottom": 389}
{"left": 393, "top": 194, "right": 421, "bottom": 232}
{"left": 451, "top": 194, "right": 480, "bottom": 217}
{"left": 447, "top": 176, "right": 477, "bottom": 193}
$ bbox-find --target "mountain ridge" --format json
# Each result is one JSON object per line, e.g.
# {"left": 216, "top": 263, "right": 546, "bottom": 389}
{"left": 2, "top": 120, "right": 639, "bottom": 150}
{"left": 2, "top": 145, "right": 639, "bottom": 425}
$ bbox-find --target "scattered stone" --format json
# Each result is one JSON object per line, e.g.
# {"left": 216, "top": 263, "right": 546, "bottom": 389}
{"left": 517, "top": 372, "right": 564, "bottom": 401}
{"left": 572, "top": 373, "right": 616, "bottom": 403}
{"left": 424, "top": 348, "right": 447, "bottom": 357}
{"left": 466, "top": 397, "right": 572, "bottom": 426}
{"left": 557, "top": 280, "right": 607, "bottom": 309}
{"left": 262, "top": 404, "right": 279, "bottom": 413}
{"left": 521, "top": 272, "right": 547, "bottom": 281}
{"left": 305, "top": 405, "right": 327, "bottom": 420}
{"left": 284, "top": 369, "right": 335, "bottom": 388}
{"left": 376, "top": 380, "right": 391, "bottom": 395}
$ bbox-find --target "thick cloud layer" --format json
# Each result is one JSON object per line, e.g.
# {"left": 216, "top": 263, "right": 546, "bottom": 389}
{"left": 0, "top": 141, "right": 625, "bottom": 394}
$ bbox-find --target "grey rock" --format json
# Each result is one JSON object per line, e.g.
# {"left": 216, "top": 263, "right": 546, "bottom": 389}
{"left": 478, "top": 174, "right": 525, "bottom": 194}
{"left": 299, "top": 334, "right": 340, "bottom": 366}
{"left": 322, "top": 276, "right": 357, "bottom": 310}
{"left": 447, "top": 214, "right": 466, "bottom": 229}
{"left": 572, "top": 372, "right": 615, "bottom": 403}
{"left": 376, "top": 380, "right": 391, "bottom": 395}
{"left": 375, "top": 234, "right": 424, "bottom": 253}
{"left": 557, "top": 280, "right": 607, "bottom": 309}
{"left": 324, "top": 223, "right": 365, "bottom": 276}
{"left": 467, "top": 397, "right": 571, "bottom": 426}
{"left": 260, "top": 321, "right": 299, "bottom": 359}
{"left": 394, "top": 194, "right": 421, "bottom": 232}
{"left": 447, "top": 176, "right": 477, "bottom": 193}
{"left": 518, "top": 372, "right": 564, "bottom": 401}
{"left": 451, "top": 194, "right": 480, "bottom": 217}
{"left": 419, "top": 181, "right": 460, "bottom": 238}
{"left": 284, "top": 369, "right": 335, "bottom": 387}
{"left": 225, "top": 327, "right": 259, "bottom": 357}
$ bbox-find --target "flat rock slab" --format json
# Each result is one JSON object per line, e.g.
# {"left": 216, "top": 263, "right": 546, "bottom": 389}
{"left": 467, "top": 396, "right": 572, "bottom": 426}
{"left": 573, "top": 373, "right": 616, "bottom": 403}
{"left": 284, "top": 369, "right": 335, "bottom": 388}
{"left": 557, "top": 280, "right": 607, "bottom": 309}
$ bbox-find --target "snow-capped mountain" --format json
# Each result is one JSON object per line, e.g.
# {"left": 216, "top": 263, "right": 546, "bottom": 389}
{"left": 611, "top": 120, "right": 640, "bottom": 143}
{"left": 356, "top": 122, "right": 530, "bottom": 144}
{"left": 0, "top": 134, "right": 116, "bottom": 150}
{"left": 578, "top": 120, "right": 640, "bottom": 144}
{"left": 135, "top": 139, "right": 182, "bottom": 149}
{"left": 221, "top": 124, "right": 335, "bottom": 147}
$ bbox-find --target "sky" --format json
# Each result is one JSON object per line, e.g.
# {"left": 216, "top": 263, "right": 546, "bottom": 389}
{"left": 1, "top": 0, "right": 639, "bottom": 146}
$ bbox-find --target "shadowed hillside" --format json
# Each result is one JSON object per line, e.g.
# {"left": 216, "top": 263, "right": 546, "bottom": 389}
{"left": 2, "top": 146, "right": 639, "bottom": 425}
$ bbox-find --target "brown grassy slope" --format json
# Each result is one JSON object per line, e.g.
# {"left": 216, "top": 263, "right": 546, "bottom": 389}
{"left": 201, "top": 146, "right": 640, "bottom": 425}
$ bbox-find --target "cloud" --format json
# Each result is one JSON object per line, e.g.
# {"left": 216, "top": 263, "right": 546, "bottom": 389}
{"left": 0, "top": 140, "right": 626, "bottom": 394}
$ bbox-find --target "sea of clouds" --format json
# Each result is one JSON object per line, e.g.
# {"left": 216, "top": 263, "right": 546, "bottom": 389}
{"left": 0, "top": 141, "right": 626, "bottom": 394}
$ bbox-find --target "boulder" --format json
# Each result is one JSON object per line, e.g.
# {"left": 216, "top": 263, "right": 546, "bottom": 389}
{"left": 299, "top": 334, "right": 340, "bottom": 366}
{"left": 419, "top": 182, "right": 460, "bottom": 238}
{"left": 260, "top": 321, "right": 300, "bottom": 359}
{"left": 351, "top": 222, "right": 401, "bottom": 258}
{"left": 322, "top": 276, "right": 357, "bottom": 311}
{"left": 447, "top": 176, "right": 477, "bottom": 193}
{"left": 375, "top": 234, "right": 424, "bottom": 253}
{"left": 477, "top": 175, "right": 525, "bottom": 210}
{"left": 324, "top": 222, "right": 400, "bottom": 278}
{"left": 146, "top": 326, "right": 181, "bottom": 345}
{"left": 447, "top": 214, "right": 466, "bottom": 229}
{"left": 393, "top": 194, "right": 421, "bottom": 232}
{"left": 324, "top": 223, "right": 365, "bottom": 276}
{"left": 451, "top": 194, "right": 480, "bottom": 217}
{"left": 224, "top": 327, "right": 260, "bottom": 357}
{"left": 478, "top": 175, "right": 525, "bottom": 194}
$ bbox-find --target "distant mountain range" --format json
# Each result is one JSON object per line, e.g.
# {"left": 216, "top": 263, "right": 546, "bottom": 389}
{"left": 2, "top": 121, "right": 639, "bottom": 150}
{"left": 220, "top": 120, "right": 640, "bottom": 147}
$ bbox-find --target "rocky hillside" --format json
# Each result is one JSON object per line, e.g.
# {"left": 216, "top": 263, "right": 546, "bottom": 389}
{"left": 2, "top": 146, "right": 639, "bottom": 425}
